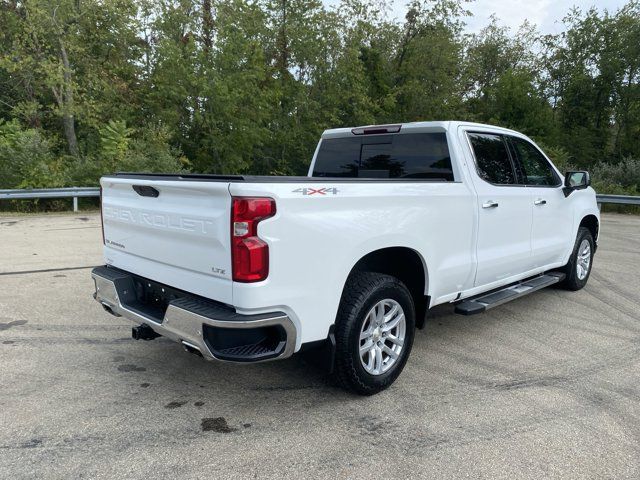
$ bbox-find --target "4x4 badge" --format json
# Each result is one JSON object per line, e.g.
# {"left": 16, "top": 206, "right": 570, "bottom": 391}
{"left": 292, "top": 187, "right": 339, "bottom": 196}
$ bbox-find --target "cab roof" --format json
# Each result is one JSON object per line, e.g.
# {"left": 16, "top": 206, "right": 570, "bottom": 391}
{"left": 321, "top": 121, "right": 523, "bottom": 139}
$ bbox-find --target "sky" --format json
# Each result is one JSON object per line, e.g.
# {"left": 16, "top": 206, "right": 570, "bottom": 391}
{"left": 324, "top": 0, "right": 629, "bottom": 34}
{"left": 464, "top": 0, "right": 627, "bottom": 34}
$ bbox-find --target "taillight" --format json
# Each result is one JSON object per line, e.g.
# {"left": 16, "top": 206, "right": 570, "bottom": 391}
{"left": 231, "top": 197, "right": 276, "bottom": 282}
{"left": 100, "top": 186, "right": 105, "bottom": 245}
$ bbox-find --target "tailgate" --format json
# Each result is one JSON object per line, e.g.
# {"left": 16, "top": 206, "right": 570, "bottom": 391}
{"left": 100, "top": 176, "right": 233, "bottom": 304}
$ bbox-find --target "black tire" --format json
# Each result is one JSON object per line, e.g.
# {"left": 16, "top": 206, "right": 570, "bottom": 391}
{"left": 560, "top": 227, "right": 594, "bottom": 291}
{"left": 333, "top": 271, "right": 415, "bottom": 395}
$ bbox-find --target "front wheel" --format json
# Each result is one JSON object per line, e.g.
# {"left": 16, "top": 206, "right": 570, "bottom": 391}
{"left": 560, "top": 227, "right": 595, "bottom": 291}
{"left": 333, "top": 272, "right": 415, "bottom": 395}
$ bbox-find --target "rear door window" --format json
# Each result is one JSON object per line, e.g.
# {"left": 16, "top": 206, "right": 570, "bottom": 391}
{"left": 467, "top": 133, "right": 516, "bottom": 185}
{"left": 312, "top": 132, "right": 454, "bottom": 180}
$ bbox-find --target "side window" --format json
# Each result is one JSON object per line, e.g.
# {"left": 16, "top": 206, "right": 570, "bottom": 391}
{"left": 467, "top": 133, "right": 516, "bottom": 185}
{"left": 510, "top": 137, "right": 560, "bottom": 186}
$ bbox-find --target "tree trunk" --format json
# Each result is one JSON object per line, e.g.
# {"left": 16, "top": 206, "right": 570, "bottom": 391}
{"left": 613, "top": 67, "right": 635, "bottom": 157}
{"left": 202, "top": 0, "right": 214, "bottom": 52}
{"left": 277, "top": 0, "right": 289, "bottom": 78}
{"left": 59, "top": 41, "right": 79, "bottom": 156}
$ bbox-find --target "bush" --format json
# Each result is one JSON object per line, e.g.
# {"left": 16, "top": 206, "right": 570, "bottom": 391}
{"left": 592, "top": 157, "right": 640, "bottom": 190}
{"left": 0, "top": 120, "right": 64, "bottom": 189}
{"left": 119, "top": 125, "right": 188, "bottom": 174}
{"left": 65, "top": 154, "right": 107, "bottom": 187}
{"left": 66, "top": 123, "right": 187, "bottom": 186}
{"left": 590, "top": 157, "right": 639, "bottom": 213}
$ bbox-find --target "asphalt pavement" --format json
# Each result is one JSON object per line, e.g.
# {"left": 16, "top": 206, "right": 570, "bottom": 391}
{"left": 1, "top": 212, "right": 639, "bottom": 479}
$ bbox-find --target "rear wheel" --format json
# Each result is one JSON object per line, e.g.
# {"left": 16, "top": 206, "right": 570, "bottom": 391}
{"left": 560, "top": 227, "right": 594, "bottom": 291}
{"left": 333, "top": 272, "right": 415, "bottom": 395}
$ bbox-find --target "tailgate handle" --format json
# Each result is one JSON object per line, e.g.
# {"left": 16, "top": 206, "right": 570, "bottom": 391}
{"left": 132, "top": 185, "right": 160, "bottom": 198}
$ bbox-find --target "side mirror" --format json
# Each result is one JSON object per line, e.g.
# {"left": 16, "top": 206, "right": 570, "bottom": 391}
{"left": 563, "top": 171, "right": 590, "bottom": 197}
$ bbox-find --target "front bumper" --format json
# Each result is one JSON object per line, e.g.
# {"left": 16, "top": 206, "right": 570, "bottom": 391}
{"left": 91, "top": 266, "right": 296, "bottom": 363}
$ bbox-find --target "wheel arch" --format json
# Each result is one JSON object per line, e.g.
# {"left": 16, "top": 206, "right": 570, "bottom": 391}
{"left": 342, "top": 246, "right": 430, "bottom": 328}
{"left": 579, "top": 214, "right": 599, "bottom": 247}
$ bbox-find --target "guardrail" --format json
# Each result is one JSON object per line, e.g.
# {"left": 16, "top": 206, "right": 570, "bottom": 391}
{"left": 595, "top": 194, "right": 640, "bottom": 208}
{"left": 0, "top": 187, "right": 99, "bottom": 212}
{"left": 0, "top": 188, "right": 638, "bottom": 212}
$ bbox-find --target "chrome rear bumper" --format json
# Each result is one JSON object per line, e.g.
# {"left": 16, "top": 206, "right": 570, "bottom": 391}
{"left": 91, "top": 266, "right": 296, "bottom": 363}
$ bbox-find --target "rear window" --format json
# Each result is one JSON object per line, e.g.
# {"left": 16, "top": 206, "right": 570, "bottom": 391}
{"left": 467, "top": 133, "right": 516, "bottom": 185}
{"left": 312, "top": 132, "right": 454, "bottom": 180}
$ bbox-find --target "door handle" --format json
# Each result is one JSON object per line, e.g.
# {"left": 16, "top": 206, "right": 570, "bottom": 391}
{"left": 534, "top": 199, "right": 547, "bottom": 206}
{"left": 482, "top": 200, "right": 499, "bottom": 209}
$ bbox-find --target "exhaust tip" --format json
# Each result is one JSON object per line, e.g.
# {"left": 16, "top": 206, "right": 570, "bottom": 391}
{"left": 101, "top": 303, "right": 121, "bottom": 317}
{"left": 182, "top": 341, "right": 203, "bottom": 357}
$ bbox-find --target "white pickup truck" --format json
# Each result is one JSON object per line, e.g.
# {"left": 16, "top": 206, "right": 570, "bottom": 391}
{"left": 92, "top": 121, "right": 599, "bottom": 394}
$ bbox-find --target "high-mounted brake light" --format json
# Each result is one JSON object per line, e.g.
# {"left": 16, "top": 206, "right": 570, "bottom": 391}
{"left": 351, "top": 124, "right": 402, "bottom": 135}
{"left": 231, "top": 197, "right": 276, "bottom": 282}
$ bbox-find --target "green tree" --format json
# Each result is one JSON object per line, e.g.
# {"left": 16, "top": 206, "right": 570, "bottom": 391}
{"left": 0, "top": 0, "right": 638, "bottom": 199}
{"left": 391, "top": 0, "right": 470, "bottom": 121}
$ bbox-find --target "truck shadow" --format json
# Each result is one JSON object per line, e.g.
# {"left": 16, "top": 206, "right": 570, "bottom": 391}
{"left": 107, "top": 288, "right": 569, "bottom": 417}
{"left": 108, "top": 303, "right": 478, "bottom": 404}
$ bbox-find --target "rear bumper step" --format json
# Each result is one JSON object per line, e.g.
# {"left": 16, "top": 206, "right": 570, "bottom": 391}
{"left": 91, "top": 266, "right": 296, "bottom": 362}
{"left": 454, "top": 272, "right": 566, "bottom": 316}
